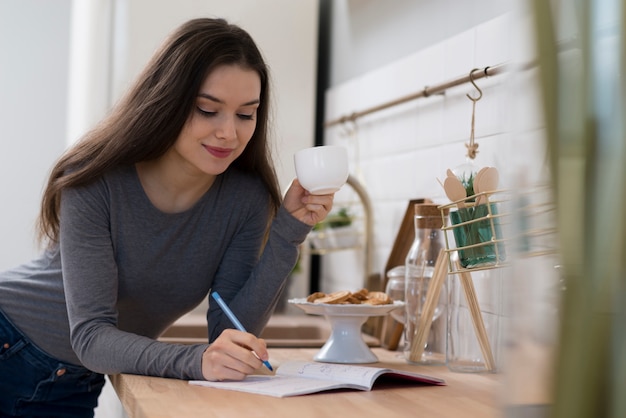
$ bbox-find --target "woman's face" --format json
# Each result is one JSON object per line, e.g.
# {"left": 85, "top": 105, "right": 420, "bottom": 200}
{"left": 171, "top": 64, "right": 261, "bottom": 177}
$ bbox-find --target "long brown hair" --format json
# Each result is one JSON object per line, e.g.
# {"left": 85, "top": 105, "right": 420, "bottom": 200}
{"left": 38, "top": 18, "right": 281, "bottom": 245}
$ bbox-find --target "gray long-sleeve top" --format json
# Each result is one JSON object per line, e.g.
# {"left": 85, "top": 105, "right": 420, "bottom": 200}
{"left": 0, "top": 165, "right": 310, "bottom": 380}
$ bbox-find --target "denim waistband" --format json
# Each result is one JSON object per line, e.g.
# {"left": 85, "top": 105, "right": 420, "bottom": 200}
{"left": 0, "top": 306, "right": 91, "bottom": 374}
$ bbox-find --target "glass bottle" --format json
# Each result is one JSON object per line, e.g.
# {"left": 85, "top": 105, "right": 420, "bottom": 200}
{"left": 404, "top": 203, "right": 448, "bottom": 365}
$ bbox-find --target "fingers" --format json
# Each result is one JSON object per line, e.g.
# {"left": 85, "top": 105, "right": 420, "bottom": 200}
{"left": 287, "top": 194, "right": 334, "bottom": 226}
{"left": 283, "top": 178, "right": 336, "bottom": 226}
{"left": 302, "top": 193, "right": 334, "bottom": 221}
{"left": 201, "top": 329, "right": 269, "bottom": 381}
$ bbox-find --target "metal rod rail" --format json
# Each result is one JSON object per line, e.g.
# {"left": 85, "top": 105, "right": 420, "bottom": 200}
{"left": 324, "top": 62, "right": 508, "bottom": 128}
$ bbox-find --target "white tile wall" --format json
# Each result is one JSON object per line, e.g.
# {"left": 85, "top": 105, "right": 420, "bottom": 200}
{"left": 319, "top": 12, "right": 549, "bottom": 293}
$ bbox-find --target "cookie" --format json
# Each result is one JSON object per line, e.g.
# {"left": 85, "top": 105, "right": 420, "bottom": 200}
{"left": 345, "top": 295, "right": 363, "bottom": 304}
{"left": 363, "top": 291, "right": 393, "bottom": 305}
{"left": 306, "top": 289, "right": 393, "bottom": 305}
{"left": 306, "top": 292, "right": 327, "bottom": 303}
{"left": 351, "top": 288, "right": 369, "bottom": 301}
{"left": 313, "top": 290, "right": 351, "bottom": 304}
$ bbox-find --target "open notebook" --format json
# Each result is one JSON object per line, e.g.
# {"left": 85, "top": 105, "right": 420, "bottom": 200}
{"left": 190, "top": 361, "right": 445, "bottom": 398}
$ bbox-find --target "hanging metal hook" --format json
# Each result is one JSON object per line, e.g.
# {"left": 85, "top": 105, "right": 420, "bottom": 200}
{"left": 339, "top": 114, "right": 358, "bottom": 138}
{"left": 466, "top": 68, "right": 483, "bottom": 102}
{"left": 464, "top": 68, "right": 482, "bottom": 160}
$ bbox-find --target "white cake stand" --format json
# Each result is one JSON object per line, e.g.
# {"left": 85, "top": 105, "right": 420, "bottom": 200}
{"left": 289, "top": 299, "right": 405, "bottom": 364}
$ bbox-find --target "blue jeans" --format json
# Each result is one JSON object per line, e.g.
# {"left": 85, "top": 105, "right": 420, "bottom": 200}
{"left": 0, "top": 309, "right": 105, "bottom": 417}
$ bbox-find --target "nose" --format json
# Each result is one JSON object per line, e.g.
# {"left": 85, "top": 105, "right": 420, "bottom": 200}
{"left": 215, "top": 114, "right": 236, "bottom": 140}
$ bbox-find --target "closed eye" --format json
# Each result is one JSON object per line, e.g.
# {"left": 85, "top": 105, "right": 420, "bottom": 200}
{"left": 197, "top": 108, "right": 216, "bottom": 117}
{"left": 196, "top": 108, "right": 255, "bottom": 121}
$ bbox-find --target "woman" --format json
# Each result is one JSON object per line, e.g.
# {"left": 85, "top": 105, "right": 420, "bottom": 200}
{"left": 0, "top": 18, "right": 333, "bottom": 417}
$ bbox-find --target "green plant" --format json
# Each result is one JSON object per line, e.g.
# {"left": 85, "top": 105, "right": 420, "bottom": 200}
{"left": 459, "top": 171, "right": 476, "bottom": 201}
{"left": 312, "top": 207, "right": 353, "bottom": 231}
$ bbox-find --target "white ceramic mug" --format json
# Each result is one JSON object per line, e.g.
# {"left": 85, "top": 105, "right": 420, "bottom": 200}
{"left": 294, "top": 145, "right": 349, "bottom": 195}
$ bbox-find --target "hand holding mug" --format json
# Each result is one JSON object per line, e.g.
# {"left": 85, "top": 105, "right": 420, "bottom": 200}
{"left": 293, "top": 145, "right": 349, "bottom": 195}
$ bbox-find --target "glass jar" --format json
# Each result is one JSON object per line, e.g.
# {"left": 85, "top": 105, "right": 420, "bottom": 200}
{"left": 447, "top": 266, "right": 503, "bottom": 373}
{"left": 403, "top": 203, "right": 448, "bottom": 365}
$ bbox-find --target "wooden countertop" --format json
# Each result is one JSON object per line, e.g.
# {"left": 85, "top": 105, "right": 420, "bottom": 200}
{"left": 110, "top": 347, "right": 504, "bottom": 418}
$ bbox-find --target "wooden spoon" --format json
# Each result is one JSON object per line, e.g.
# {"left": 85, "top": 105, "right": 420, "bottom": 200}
{"left": 475, "top": 167, "right": 499, "bottom": 205}
{"left": 438, "top": 168, "right": 457, "bottom": 190}
{"left": 473, "top": 167, "right": 489, "bottom": 204}
{"left": 443, "top": 176, "right": 467, "bottom": 208}
{"left": 480, "top": 167, "right": 499, "bottom": 192}
{"left": 473, "top": 167, "right": 489, "bottom": 191}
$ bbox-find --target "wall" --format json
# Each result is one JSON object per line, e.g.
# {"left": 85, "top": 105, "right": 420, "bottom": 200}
{"left": 0, "top": 0, "right": 71, "bottom": 270}
{"left": 328, "top": 0, "right": 518, "bottom": 86}
{"left": 319, "top": 2, "right": 548, "bottom": 294}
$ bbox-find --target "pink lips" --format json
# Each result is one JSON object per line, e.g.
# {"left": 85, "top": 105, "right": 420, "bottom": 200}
{"left": 204, "top": 145, "right": 233, "bottom": 159}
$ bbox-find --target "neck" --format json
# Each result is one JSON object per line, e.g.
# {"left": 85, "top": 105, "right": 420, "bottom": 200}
{"left": 136, "top": 158, "right": 216, "bottom": 213}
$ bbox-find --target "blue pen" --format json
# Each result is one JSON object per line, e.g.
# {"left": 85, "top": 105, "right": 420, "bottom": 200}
{"left": 211, "top": 292, "right": 273, "bottom": 372}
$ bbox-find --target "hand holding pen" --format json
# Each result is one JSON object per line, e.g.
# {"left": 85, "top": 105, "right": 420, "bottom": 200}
{"left": 211, "top": 292, "right": 273, "bottom": 371}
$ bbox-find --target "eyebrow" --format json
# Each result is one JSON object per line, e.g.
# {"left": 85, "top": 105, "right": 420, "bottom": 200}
{"left": 197, "top": 93, "right": 260, "bottom": 106}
